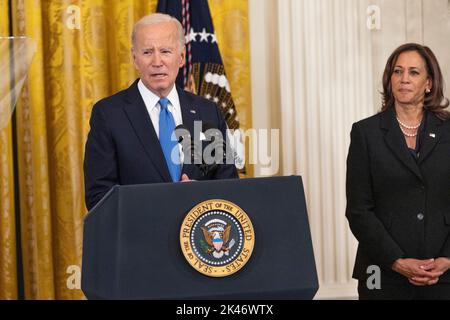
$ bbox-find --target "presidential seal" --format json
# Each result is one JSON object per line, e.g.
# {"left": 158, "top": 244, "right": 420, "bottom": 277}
{"left": 180, "top": 199, "right": 255, "bottom": 277}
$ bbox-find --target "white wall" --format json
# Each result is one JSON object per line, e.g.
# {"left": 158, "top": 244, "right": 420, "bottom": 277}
{"left": 249, "top": 0, "right": 450, "bottom": 299}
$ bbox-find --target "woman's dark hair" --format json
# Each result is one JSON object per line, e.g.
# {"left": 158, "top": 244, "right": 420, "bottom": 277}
{"left": 381, "top": 43, "right": 449, "bottom": 120}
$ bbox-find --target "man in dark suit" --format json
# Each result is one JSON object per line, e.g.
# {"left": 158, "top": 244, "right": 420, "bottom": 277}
{"left": 84, "top": 13, "right": 238, "bottom": 211}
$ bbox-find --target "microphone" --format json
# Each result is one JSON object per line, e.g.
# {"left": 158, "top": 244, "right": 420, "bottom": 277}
{"left": 174, "top": 124, "right": 190, "bottom": 144}
{"left": 174, "top": 124, "right": 199, "bottom": 164}
{"left": 173, "top": 124, "right": 209, "bottom": 177}
{"left": 174, "top": 122, "right": 235, "bottom": 178}
{"left": 202, "top": 122, "right": 235, "bottom": 167}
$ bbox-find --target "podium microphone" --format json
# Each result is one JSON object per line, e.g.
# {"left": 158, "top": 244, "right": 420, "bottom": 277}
{"left": 174, "top": 124, "right": 211, "bottom": 177}
{"left": 202, "top": 122, "right": 233, "bottom": 167}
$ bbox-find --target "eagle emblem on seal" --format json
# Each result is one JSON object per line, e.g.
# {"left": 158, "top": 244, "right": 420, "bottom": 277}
{"left": 201, "top": 219, "right": 235, "bottom": 259}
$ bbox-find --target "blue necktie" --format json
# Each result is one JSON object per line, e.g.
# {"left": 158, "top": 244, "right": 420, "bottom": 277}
{"left": 159, "top": 98, "right": 181, "bottom": 182}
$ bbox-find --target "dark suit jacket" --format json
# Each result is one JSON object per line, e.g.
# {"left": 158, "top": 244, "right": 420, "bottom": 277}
{"left": 346, "top": 107, "right": 450, "bottom": 284}
{"left": 84, "top": 80, "right": 238, "bottom": 210}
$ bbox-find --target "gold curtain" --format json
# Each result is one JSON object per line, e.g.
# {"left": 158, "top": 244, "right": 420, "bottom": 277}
{"left": 0, "top": 0, "right": 19, "bottom": 300}
{"left": 209, "top": 0, "right": 252, "bottom": 139}
{"left": 2, "top": 0, "right": 251, "bottom": 299}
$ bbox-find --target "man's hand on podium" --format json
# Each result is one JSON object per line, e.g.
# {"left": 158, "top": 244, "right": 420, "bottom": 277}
{"left": 181, "top": 174, "right": 196, "bottom": 182}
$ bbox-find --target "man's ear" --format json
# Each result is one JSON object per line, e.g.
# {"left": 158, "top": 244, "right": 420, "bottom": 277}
{"left": 131, "top": 48, "right": 138, "bottom": 69}
{"left": 179, "top": 47, "right": 186, "bottom": 68}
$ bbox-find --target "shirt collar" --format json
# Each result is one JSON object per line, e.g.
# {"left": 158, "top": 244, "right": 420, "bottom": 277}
{"left": 166, "top": 85, "right": 180, "bottom": 111}
{"left": 137, "top": 80, "right": 179, "bottom": 111}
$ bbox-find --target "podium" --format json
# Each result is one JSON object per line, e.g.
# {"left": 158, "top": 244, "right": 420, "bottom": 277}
{"left": 81, "top": 176, "right": 318, "bottom": 299}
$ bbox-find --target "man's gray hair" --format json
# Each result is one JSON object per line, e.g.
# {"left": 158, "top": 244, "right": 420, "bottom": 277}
{"left": 131, "top": 13, "right": 185, "bottom": 50}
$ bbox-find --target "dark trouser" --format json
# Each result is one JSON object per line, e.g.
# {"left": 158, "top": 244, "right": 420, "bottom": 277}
{"left": 358, "top": 281, "right": 450, "bottom": 300}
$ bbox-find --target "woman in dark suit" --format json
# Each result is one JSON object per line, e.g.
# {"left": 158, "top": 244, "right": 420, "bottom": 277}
{"left": 346, "top": 43, "right": 450, "bottom": 299}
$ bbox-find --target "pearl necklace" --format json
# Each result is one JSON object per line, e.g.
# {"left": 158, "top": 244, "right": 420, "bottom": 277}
{"left": 399, "top": 126, "right": 418, "bottom": 137}
{"left": 396, "top": 117, "right": 421, "bottom": 129}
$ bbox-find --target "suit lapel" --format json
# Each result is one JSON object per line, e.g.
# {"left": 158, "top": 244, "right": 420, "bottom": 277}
{"left": 418, "top": 112, "right": 442, "bottom": 164}
{"left": 178, "top": 87, "right": 201, "bottom": 137}
{"left": 122, "top": 80, "right": 172, "bottom": 182}
{"left": 177, "top": 87, "right": 202, "bottom": 176}
{"left": 381, "top": 108, "right": 423, "bottom": 181}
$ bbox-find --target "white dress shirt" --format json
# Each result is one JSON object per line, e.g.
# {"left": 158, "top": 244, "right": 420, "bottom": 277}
{"left": 137, "top": 80, "right": 184, "bottom": 163}
{"left": 137, "top": 79, "right": 183, "bottom": 138}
